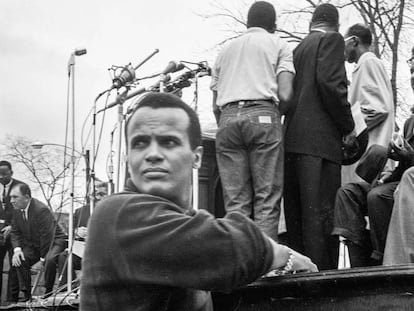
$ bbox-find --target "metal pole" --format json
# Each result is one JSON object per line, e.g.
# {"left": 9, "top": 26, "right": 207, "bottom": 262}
{"left": 68, "top": 53, "right": 75, "bottom": 293}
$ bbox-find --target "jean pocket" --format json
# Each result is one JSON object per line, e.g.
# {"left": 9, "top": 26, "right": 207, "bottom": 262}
{"left": 247, "top": 112, "right": 282, "bottom": 144}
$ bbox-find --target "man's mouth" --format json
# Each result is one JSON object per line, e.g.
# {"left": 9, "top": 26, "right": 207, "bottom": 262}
{"left": 142, "top": 168, "right": 168, "bottom": 178}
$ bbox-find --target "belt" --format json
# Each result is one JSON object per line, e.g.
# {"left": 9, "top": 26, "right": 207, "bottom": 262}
{"left": 221, "top": 99, "right": 273, "bottom": 110}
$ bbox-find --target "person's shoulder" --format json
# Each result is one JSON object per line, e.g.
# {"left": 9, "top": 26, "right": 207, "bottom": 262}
{"left": 95, "top": 192, "right": 181, "bottom": 215}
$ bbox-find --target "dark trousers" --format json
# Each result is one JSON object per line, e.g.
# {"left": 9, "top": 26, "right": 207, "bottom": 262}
{"left": 16, "top": 243, "right": 65, "bottom": 298}
{"left": 0, "top": 239, "right": 19, "bottom": 302}
{"left": 332, "top": 181, "right": 398, "bottom": 263}
{"left": 284, "top": 153, "right": 340, "bottom": 270}
{"left": 57, "top": 250, "right": 82, "bottom": 287}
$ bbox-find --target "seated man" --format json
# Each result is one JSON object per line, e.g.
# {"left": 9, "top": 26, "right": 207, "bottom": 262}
{"left": 333, "top": 113, "right": 414, "bottom": 267}
{"left": 80, "top": 92, "right": 318, "bottom": 310}
{"left": 57, "top": 181, "right": 108, "bottom": 287}
{"left": 10, "top": 183, "right": 66, "bottom": 300}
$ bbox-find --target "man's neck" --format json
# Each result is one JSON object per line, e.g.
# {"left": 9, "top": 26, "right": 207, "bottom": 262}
{"left": 310, "top": 22, "right": 337, "bottom": 32}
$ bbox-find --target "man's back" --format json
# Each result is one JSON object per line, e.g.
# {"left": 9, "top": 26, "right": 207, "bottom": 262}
{"left": 285, "top": 30, "right": 354, "bottom": 164}
{"left": 80, "top": 188, "right": 273, "bottom": 311}
{"left": 212, "top": 27, "right": 292, "bottom": 107}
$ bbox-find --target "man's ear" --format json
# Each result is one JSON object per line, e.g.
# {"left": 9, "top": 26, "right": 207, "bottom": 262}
{"left": 192, "top": 146, "right": 203, "bottom": 169}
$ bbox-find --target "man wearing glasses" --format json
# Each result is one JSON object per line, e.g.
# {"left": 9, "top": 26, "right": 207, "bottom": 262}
{"left": 333, "top": 24, "right": 395, "bottom": 267}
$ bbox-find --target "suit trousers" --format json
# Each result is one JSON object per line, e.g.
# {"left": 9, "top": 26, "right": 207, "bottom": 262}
{"left": 216, "top": 101, "right": 283, "bottom": 241}
{"left": 284, "top": 153, "right": 340, "bottom": 270}
{"left": 332, "top": 181, "right": 398, "bottom": 262}
{"left": 0, "top": 239, "right": 19, "bottom": 302}
{"left": 16, "top": 243, "right": 64, "bottom": 297}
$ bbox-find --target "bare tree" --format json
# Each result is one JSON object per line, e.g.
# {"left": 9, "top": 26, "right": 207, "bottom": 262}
{"left": 1, "top": 135, "right": 86, "bottom": 212}
{"left": 201, "top": 0, "right": 414, "bottom": 112}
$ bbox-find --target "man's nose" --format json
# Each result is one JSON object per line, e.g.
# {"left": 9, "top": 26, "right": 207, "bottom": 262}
{"left": 145, "top": 142, "right": 163, "bottom": 162}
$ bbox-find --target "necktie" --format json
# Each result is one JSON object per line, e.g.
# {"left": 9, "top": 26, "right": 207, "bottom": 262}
{"left": 22, "top": 210, "right": 27, "bottom": 222}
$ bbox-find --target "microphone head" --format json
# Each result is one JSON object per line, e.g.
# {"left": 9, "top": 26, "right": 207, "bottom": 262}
{"left": 74, "top": 48, "right": 87, "bottom": 56}
{"left": 172, "top": 62, "right": 185, "bottom": 73}
{"left": 112, "top": 64, "right": 136, "bottom": 89}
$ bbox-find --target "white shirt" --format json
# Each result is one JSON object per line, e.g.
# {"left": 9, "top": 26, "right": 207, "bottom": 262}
{"left": 0, "top": 179, "right": 13, "bottom": 203}
{"left": 210, "top": 27, "right": 295, "bottom": 107}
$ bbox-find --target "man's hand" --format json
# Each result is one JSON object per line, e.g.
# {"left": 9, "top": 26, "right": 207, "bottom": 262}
{"left": 389, "top": 139, "right": 414, "bottom": 162}
{"left": 267, "top": 238, "right": 318, "bottom": 274}
{"left": 1, "top": 225, "right": 11, "bottom": 239}
{"left": 289, "top": 249, "right": 319, "bottom": 273}
{"left": 75, "top": 226, "right": 88, "bottom": 239}
{"left": 343, "top": 128, "right": 357, "bottom": 148}
{"left": 12, "top": 248, "right": 25, "bottom": 267}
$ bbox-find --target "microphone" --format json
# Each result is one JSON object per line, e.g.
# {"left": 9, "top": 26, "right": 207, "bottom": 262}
{"left": 112, "top": 64, "right": 136, "bottom": 89}
{"left": 74, "top": 48, "right": 87, "bottom": 56}
{"left": 161, "top": 61, "right": 185, "bottom": 75}
{"left": 110, "top": 49, "right": 160, "bottom": 90}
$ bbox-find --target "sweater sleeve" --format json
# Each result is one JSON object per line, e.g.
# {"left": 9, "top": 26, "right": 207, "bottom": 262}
{"left": 112, "top": 195, "right": 273, "bottom": 292}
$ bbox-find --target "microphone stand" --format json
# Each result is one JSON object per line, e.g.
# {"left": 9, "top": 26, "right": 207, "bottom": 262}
{"left": 67, "top": 49, "right": 86, "bottom": 294}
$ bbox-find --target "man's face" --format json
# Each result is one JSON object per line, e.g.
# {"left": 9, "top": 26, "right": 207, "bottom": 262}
{"left": 127, "top": 106, "right": 202, "bottom": 207}
{"left": 344, "top": 34, "right": 358, "bottom": 63}
{"left": 94, "top": 185, "right": 107, "bottom": 202}
{"left": 409, "top": 55, "right": 414, "bottom": 92}
{"left": 10, "top": 187, "right": 30, "bottom": 210}
{"left": 0, "top": 165, "right": 12, "bottom": 186}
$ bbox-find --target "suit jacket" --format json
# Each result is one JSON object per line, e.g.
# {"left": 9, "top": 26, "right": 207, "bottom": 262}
{"left": 10, "top": 198, "right": 66, "bottom": 258}
{"left": 284, "top": 30, "right": 355, "bottom": 164}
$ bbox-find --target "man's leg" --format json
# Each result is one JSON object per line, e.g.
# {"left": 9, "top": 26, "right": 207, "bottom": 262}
{"left": 284, "top": 153, "right": 304, "bottom": 253}
{"left": 216, "top": 105, "right": 253, "bottom": 218}
{"left": 0, "top": 244, "right": 6, "bottom": 302}
{"left": 366, "top": 181, "right": 398, "bottom": 264}
{"left": 44, "top": 244, "right": 65, "bottom": 296}
{"left": 332, "top": 182, "right": 371, "bottom": 267}
{"left": 293, "top": 155, "right": 341, "bottom": 270}
{"left": 6, "top": 241, "right": 19, "bottom": 302}
{"left": 16, "top": 247, "right": 38, "bottom": 301}
{"left": 383, "top": 167, "right": 414, "bottom": 265}
{"left": 248, "top": 103, "right": 283, "bottom": 241}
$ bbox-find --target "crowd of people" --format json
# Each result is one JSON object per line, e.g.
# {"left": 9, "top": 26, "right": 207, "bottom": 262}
{"left": 0, "top": 1, "right": 413, "bottom": 310}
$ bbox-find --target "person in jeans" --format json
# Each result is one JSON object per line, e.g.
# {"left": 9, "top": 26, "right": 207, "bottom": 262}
{"left": 210, "top": 1, "right": 294, "bottom": 241}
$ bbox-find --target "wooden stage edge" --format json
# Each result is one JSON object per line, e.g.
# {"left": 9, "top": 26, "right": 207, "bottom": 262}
{"left": 2, "top": 265, "right": 414, "bottom": 310}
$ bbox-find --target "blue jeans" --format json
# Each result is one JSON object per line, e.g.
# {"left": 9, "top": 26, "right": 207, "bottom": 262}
{"left": 216, "top": 100, "right": 283, "bottom": 240}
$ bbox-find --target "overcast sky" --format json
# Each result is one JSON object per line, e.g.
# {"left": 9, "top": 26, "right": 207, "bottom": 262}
{"left": 1, "top": 0, "right": 412, "bottom": 183}
{"left": 0, "top": 0, "right": 236, "bottom": 180}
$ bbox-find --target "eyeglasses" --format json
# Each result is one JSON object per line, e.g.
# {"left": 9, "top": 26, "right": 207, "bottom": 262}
{"left": 344, "top": 35, "right": 358, "bottom": 43}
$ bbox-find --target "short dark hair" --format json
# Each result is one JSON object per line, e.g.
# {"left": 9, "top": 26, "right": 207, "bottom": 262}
{"left": 347, "top": 23, "right": 372, "bottom": 46}
{"left": 0, "top": 161, "right": 12, "bottom": 170}
{"left": 125, "top": 92, "right": 202, "bottom": 150}
{"left": 247, "top": 1, "right": 276, "bottom": 31}
{"left": 13, "top": 183, "right": 31, "bottom": 198}
{"left": 311, "top": 3, "right": 339, "bottom": 27}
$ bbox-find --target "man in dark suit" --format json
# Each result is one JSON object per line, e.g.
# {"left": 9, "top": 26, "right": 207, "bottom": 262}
{"left": 57, "top": 181, "right": 108, "bottom": 287}
{"left": 9, "top": 183, "right": 66, "bottom": 300}
{"left": 283, "top": 3, "right": 356, "bottom": 270}
{"left": 0, "top": 160, "right": 26, "bottom": 303}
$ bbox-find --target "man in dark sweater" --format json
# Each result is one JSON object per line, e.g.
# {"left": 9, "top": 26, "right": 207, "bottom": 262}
{"left": 80, "top": 92, "right": 317, "bottom": 310}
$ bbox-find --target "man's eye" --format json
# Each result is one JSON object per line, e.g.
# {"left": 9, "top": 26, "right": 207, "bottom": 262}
{"left": 132, "top": 139, "right": 148, "bottom": 148}
{"left": 162, "top": 139, "right": 179, "bottom": 147}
